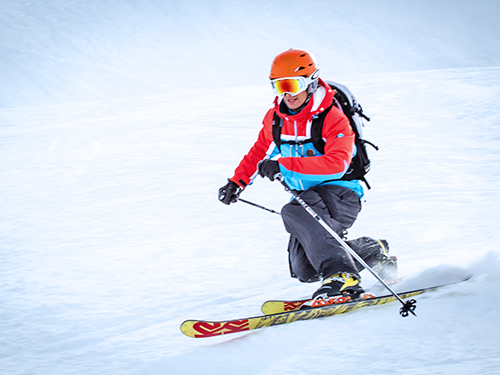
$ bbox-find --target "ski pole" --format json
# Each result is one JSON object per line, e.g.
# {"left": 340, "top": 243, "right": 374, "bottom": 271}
{"left": 237, "top": 198, "right": 281, "bottom": 215}
{"left": 276, "top": 175, "right": 417, "bottom": 317}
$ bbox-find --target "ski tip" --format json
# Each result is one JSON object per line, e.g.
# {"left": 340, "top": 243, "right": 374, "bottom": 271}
{"left": 180, "top": 320, "right": 197, "bottom": 338}
{"left": 261, "top": 299, "right": 310, "bottom": 315}
{"left": 180, "top": 318, "right": 252, "bottom": 338}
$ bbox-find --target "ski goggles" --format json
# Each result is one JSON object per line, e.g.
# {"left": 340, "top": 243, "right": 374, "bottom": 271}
{"left": 270, "top": 70, "right": 319, "bottom": 97}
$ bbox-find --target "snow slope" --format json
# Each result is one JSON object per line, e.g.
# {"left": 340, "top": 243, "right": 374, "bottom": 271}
{"left": 1, "top": 0, "right": 500, "bottom": 108}
{"left": 2, "top": 67, "right": 499, "bottom": 375}
{"left": 1, "top": 1, "right": 500, "bottom": 375}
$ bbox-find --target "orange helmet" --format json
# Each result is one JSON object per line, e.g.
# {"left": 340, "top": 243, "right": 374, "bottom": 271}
{"left": 269, "top": 49, "right": 319, "bottom": 79}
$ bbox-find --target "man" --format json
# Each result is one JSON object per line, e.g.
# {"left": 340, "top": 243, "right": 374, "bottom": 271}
{"left": 218, "top": 49, "right": 396, "bottom": 302}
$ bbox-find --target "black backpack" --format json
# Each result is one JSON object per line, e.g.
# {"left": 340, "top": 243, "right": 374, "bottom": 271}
{"left": 272, "top": 81, "right": 378, "bottom": 189}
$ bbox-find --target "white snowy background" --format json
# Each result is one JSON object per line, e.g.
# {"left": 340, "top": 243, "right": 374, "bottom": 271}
{"left": 1, "top": 0, "right": 499, "bottom": 374}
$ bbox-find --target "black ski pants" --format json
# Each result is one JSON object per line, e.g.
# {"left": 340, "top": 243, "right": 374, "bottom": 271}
{"left": 281, "top": 185, "right": 361, "bottom": 283}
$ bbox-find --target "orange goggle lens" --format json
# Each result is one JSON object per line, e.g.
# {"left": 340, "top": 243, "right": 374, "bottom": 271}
{"left": 272, "top": 78, "right": 306, "bottom": 96}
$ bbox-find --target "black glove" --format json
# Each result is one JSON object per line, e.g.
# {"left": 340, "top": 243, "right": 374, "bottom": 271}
{"left": 218, "top": 180, "right": 242, "bottom": 205}
{"left": 257, "top": 160, "right": 281, "bottom": 181}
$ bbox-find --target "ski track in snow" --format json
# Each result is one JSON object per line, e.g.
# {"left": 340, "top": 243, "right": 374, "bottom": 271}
{"left": 1, "top": 1, "right": 500, "bottom": 374}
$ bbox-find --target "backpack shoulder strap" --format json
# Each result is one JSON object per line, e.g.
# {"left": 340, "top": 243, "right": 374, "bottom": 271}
{"left": 272, "top": 111, "right": 283, "bottom": 151}
{"left": 310, "top": 105, "right": 332, "bottom": 155}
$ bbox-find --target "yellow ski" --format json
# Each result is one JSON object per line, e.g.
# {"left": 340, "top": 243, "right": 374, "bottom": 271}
{"left": 181, "top": 290, "right": 425, "bottom": 338}
{"left": 181, "top": 275, "right": 471, "bottom": 338}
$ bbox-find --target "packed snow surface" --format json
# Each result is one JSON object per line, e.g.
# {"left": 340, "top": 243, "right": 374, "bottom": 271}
{"left": 1, "top": 1, "right": 499, "bottom": 374}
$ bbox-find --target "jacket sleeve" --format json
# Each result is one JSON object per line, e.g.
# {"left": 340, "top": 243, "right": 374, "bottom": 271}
{"left": 230, "top": 109, "right": 277, "bottom": 187}
{"left": 277, "top": 107, "right": 354, "bottom": 182}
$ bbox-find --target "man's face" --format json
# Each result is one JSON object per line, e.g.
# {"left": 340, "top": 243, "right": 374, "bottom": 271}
{"left": 283, "top": 90, "right": 308, "bottom": 111}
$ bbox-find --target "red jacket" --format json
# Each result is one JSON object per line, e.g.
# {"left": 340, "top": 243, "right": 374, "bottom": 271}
{"left": 230, "top": 79, "right": 358, "bottom": 193}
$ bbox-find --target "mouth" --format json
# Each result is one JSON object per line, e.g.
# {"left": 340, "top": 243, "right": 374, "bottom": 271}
{"left": 285, "top": 99, "right": 300, "bottom": 109}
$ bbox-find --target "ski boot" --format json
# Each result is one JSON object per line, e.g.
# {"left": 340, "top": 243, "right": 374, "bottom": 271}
{"left": 372, "top": 239, "right": 398, "bottom": 280}
{"left": 345, "top": 237, "right": 398, "bottom": 281}
{"left": 302, "top": 273, "right": 365, "bottom": 309}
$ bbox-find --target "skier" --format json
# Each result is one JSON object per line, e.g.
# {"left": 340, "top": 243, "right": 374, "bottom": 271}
{"left": 218, "top": 49, "right": 396, "bottom": 302}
